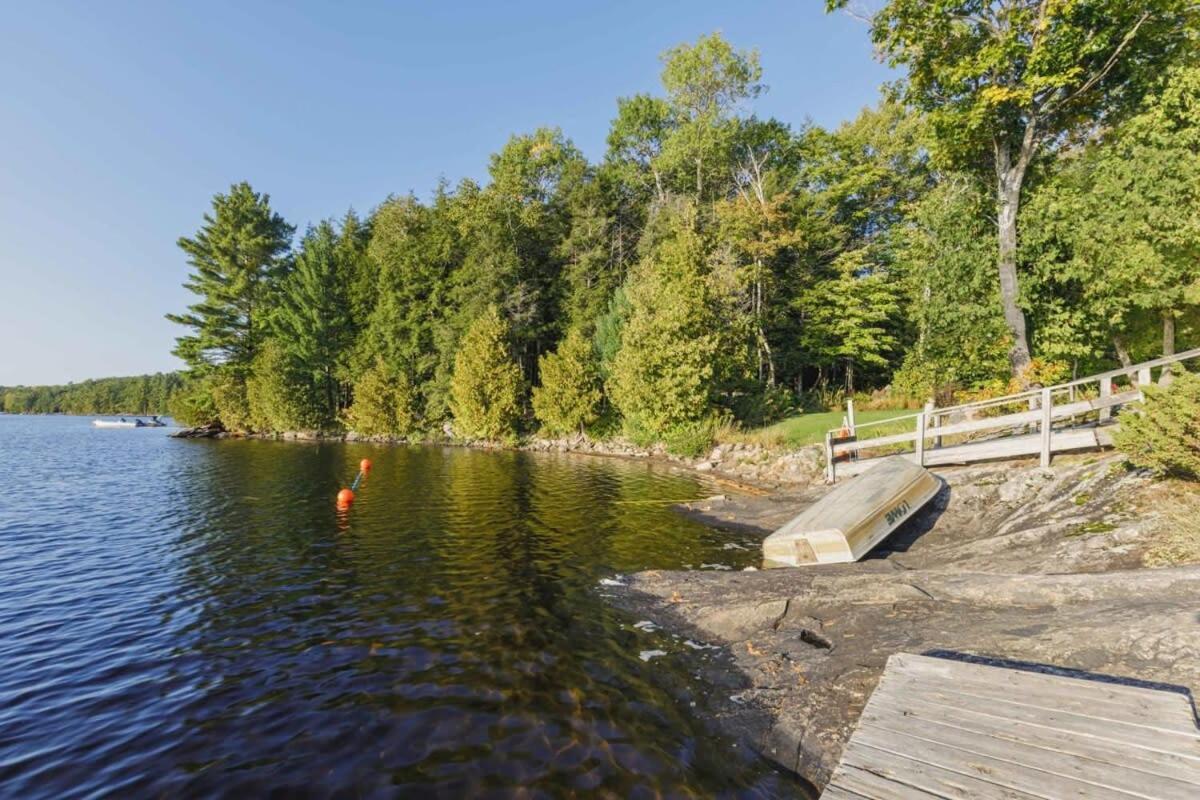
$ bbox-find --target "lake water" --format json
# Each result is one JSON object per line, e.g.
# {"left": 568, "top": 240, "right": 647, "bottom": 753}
{"left": 0, "top": 415, "right": 802, "bottom": 798}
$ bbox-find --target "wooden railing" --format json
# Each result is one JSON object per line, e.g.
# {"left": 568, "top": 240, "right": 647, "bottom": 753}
{"left": 824, "top": 347, "right": 1200, "bottom": 482}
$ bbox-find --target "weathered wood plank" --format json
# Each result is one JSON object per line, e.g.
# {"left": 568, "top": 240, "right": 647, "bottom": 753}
{"left": 837, "top": 745, "right": 1068, "bottom": 800}
{"left": 857, "top": 705, "right": 1200, "bottom": 799}
{"left": 848, "top": 726, "right": 1160, "bottom": 800}
{"left": 889, "top": 653, "right": 1195, "bottom": 722}
{"left": 870, "top": 680, "right": 1200, "bottom": 756}
{"left": 866, "top": 693, "right": 1200, "bottom": 787}
{"left": 821, "top": 654, "right": 1200, "bottom": 799}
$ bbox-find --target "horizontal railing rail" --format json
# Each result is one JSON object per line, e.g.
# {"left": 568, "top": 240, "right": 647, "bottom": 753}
{"left": 824, "top": 347, "right": 1200, "bottom": 482}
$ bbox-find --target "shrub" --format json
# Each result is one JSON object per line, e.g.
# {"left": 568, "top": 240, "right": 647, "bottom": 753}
{"left": 208, "top": 373, "right": 253, "bottom": 432}
{"left": 1114, "top": 371, "right": 1200, "bottom": 479}
{"left": 246, "top": 341, "right": 323, "bottom": 432}
{"left": 346, "top": 359, "right": 417, "bottom": 437}
{"left": 449, "top": 306, "right": 523, "bottom": 443}
{"left": 532, "top": 328, "right": 602, "bottom": 435}
{"left": 663, "top": 416, "right": 719, "bottom": 458}
{"left": 167, "top": 379, "right": 219, "bottom": 427}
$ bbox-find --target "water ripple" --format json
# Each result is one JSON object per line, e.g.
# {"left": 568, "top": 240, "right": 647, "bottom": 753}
{"left": 0, "top": 416, "right": 802, "bottom": 798}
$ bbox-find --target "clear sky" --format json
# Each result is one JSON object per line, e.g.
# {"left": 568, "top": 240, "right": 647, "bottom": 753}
{"left": 0, "top": 0, "right": 891, "bottom": 386}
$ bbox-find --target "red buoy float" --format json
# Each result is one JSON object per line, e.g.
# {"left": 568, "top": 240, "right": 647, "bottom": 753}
{"left": 360, "top": 458, "right": 372, "bottom": 472}
{"left": 336, "top": 488, "right": 355, "bottom": 508}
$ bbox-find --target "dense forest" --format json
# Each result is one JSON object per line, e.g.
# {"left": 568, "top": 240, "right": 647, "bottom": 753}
{"left": 164, "top": 4, "right": 1199, "bottom": 453}
{"left": 1, "top": 374, "right": 182, "bottom": 416}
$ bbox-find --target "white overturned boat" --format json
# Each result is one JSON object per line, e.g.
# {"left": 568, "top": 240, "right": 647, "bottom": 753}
{"left": 763, "top": 456, "right": 940, "bottom": 567}
{"left": 92, "top": 418, "right": 166, "bottom": 429}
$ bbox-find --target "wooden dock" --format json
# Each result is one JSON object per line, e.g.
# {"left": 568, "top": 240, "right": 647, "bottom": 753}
{"left": 822, "top": 653, "right": 1200, "bottom": 799}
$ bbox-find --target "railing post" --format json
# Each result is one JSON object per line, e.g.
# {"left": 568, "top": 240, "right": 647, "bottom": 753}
{"left": 925, "top": 399, "right": 940, "bottom": 449}
{"left": 1099, "top": 377, "right": 1112, "bottom": 422}
{"left": 824, "top": 431, "right": 835, "bottom": 484}
{"left": 1138, "top": 366, "right": 1152, "bottom": 391}
{"left": 846, "top": 398, "right": 856, "bottom": 436}
{"left": 915, "top": 412, "right": 926, "bottom": 466}
{"left": 1040, "top": 387, "right": 1053, "bottom": 468}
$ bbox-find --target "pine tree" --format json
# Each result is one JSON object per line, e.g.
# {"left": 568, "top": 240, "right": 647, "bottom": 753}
{"left": 167, "top": 182, "right": 294, "bottom": 374}
{"left": 449, "top": 306, "right": 523, "bottom": 442}
{"left": 271, "top": 221, "right": 352, "bottom": 424}
{"left": 532, "top": 328, "right": 602, "bottom": 435}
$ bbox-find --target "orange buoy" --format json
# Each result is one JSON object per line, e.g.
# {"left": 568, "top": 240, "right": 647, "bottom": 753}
{"left": 336, "top": 488, "right": 355, "bottom": 508}
{"left": 359, "top": 458, "right": 372, "bottom": 472}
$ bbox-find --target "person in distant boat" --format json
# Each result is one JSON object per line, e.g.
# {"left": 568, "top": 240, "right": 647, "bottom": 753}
{"left": 120, "top": 417, "right": 127, "bottom": 422}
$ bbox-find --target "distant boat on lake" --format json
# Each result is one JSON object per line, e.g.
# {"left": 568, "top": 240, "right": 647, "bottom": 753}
{"left": 92, "top": 416, "right": 166, "bottom": 428}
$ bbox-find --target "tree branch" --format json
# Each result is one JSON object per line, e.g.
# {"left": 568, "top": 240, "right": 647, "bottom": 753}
{"left": 1045, "top": 11, "right": 1151, "bottom": 115}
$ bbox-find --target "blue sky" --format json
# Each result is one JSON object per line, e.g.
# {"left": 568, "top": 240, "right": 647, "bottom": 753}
{"left": 0, "top": 1, "right": 891, "bottom": 386}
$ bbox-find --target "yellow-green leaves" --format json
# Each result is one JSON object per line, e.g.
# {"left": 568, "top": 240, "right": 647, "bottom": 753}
{"left": 449, "top": 307, "right": 523, "bottom": 443}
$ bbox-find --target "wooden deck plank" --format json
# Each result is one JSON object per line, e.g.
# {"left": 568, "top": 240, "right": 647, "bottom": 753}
{"left": 847, "top": 727, "right": 1157, "bottom": 800}
{"left": 876, "top": 672, "right": 1198, "bottom": 735}
{"left": 821, "top": 654, "right": 1200, "bottom": 799}
{"left": 890, "top": 653, "right": 1193, "bottom": 715}
{"left": 868, "top": 681, "right": 1200, "bottom": 756}
{"left": 864, "top": 694, "right": 1200, "bottom": 788}
{"left": 833, "top": 756, "right": 1044, "bottom": 800}
{"left": 855, "top": 709, "right": 1200, "bottom": 799}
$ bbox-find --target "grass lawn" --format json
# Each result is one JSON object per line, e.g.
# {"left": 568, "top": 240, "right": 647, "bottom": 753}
{"left": 741, "top": 408, "right": 915, "bottom": 448}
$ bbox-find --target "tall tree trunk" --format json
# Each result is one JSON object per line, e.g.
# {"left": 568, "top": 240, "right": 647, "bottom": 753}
{"left": 996, "top": 171, "right": 1032, "bottom": 380}
{"left": 1161, "top": 310, "right": 1176, "bottom": 385}
{"left": 1113, "top": 334, "right": 1133, "bottom": 369}
{"left": 994, "top": 139, "right": 1033, "bottom": 382}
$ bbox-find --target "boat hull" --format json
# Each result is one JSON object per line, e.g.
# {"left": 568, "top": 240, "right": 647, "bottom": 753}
{"left": 763, "top": 456, "right": 941, "bottom": 567}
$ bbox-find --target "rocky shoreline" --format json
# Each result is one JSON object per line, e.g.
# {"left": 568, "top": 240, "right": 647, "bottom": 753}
{"left": 609, "top": 453, "right": 1200, "bottom": 789}
{"left": 171, "top": 424, "right": 1198, "bottom": 791}
{"left": 171, "top": 425, "right": 827, "bottom": 488}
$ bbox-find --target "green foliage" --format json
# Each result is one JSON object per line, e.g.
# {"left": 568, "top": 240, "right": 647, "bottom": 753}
{"left": 797, "top": 249, "right": 901, "bottom": 392}
{"left": 167, "top": 379, "right": 217, "bottom": 426}
{"left": 893, "top": 177, "right": 1011, "bottom": 394}
{"left": 245, "top": 341, "right": 323, "bottom": 433}
{"left": 593, "top": 286, "right": 631, "bottom": 380}
{"left": 146, "top": 27, "right": 1200, "bottom": 467}
{"left": 608, "top": 206, "right": 723, "bottom": 439}
{"left": 208, "top": 373, "right": 253, "bottom": 433}
{"left": 532, "top": 328, "right": 602, "bottom": 435}
{"left": 346, "top": 359, "right": 417, "bottom": 437}
{"left": 271, "top": 220, "right": 355, "bottom": 426}
{"left": 662, "top": 416, "right": 718, "bottom": 458}
{"left": 1114, "top": 372, "right": 1200, "bottom": 479}
{"left": 852, "top": 0, "right": 1194, "bottom": 170}
{"left": 1, "top": 373, "right": 182, "bottom": 416}
{"left": 449, "top": 307, "right": 523, "bottom": 442}
{"left": 167, "top": 182, "right": 294, "bottom": 374}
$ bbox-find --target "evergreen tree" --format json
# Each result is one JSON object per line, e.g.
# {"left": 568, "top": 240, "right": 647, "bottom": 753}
{"left": 608, "top": 206, "right": 723, "bottom": 440}
{"left": 346, "top": 358, "right": 417, "bottom": 437}
{"left": 449, "top": 306, "right": 523, "bottom": 442}
{"left": 272, "top": 220, "right": 353, "bottom": 424}
{"left": 167, "top": 182, "right": 294, "bottom": 375}
{"left": 246, "top": 340, "right": 323, "bottom": 432}
{"left": 532, "top": 328, "right": 602, "bottom": 435}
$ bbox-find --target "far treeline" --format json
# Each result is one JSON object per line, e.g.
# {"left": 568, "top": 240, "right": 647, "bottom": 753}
{"left": 1, "top": 374, "right": 182, "bottom": 416}
{"left": 166, "top": 4, "right": 1200, "bottom": 455}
